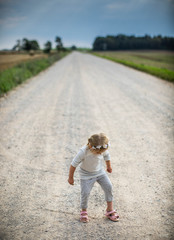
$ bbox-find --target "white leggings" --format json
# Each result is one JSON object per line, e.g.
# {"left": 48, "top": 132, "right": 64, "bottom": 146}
{"left": 80, "top": 174, "right": 113, "bottom": 209}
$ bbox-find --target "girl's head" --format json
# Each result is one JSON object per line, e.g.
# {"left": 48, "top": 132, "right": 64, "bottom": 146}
{"left": 87, "top": 133, "right": 110, "bottom": 154}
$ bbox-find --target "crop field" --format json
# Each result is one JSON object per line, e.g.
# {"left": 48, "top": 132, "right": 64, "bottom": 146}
{"left": 0, "top": 52, "right": 47, "bottom": 71}
{"left": 93, "top": 50, "right": 174, "bottom": 82}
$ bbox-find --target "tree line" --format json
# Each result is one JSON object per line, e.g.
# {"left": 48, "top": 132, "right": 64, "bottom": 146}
{"left": 12, "top": 36, "right": 66, "bottom": 53}
{"left": 93, "top": 34, "right": 174, "bottom": 51}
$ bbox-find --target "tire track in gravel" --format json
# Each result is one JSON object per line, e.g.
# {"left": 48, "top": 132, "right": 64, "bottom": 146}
{"left": 0, "top": 52, "right": 174, "bottom": 240}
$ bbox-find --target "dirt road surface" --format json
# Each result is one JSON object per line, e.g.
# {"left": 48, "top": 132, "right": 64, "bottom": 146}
{"left": 0, "top": 52, "right": 174, "bottom": 240}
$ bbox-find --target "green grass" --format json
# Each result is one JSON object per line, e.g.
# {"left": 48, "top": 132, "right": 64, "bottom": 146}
{"left": 92, "top": 51, "right": 174, "bottom": 82}
{"left": 0, "top": 52, "right": 69, "bottom": 96}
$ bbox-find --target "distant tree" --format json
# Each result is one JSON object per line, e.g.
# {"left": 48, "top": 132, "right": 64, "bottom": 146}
{"left": 12, "top": 39, "right": 22, "bottom": 51}
{"left": 21, "top": 38, "right": 40, "bottom": 51}
{"left": 93, "top": 37, "right": 107, "bottom": 50}
{"left": 55, "top": 36, "right": 63, "bottom": 51}
{"left": 71, "top": 45, "right": 77, "bottom": 50}
{"left": 43, "top": 41, "right": 52, "bottom": 53}
{"left": 93, "top": 34, "right": 174, "bottom": 50}
{"left": 22, "top": 38, "right": 31, "bottom": 51}
{"left": 30, "top": 40, "right": 40, "bottom": 50}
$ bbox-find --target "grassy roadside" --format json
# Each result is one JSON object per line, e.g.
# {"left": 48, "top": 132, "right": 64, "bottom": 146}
{"left": 92, "top": 52, "right": 174, "bottom": 82}
{"left": 0, "top": 52, "right": 69, "bottom": 96}
{"left": 0, "top": 53, "right": 48, "bottom": 71}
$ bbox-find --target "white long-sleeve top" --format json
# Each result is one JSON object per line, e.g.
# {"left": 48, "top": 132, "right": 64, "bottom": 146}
{"left": 71, "top": 145, "right": 111, "bottom": 179}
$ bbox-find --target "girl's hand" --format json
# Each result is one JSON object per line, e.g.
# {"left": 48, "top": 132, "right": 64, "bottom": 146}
{"left": 107, "top": 167, "right": 112, "bottom": 173}
{"left": 68, "top": 177, "right": 74, "bottom": 185}
{"left": 106, "top": 160, "right": 112, "bottom": 173}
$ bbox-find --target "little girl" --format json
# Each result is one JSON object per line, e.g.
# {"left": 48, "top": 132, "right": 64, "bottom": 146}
{"left": 68, "top": 133, "right": 119, "bottom": 223}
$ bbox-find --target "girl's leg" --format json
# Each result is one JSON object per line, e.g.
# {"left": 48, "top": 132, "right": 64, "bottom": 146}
{"left": 97, "top": 174, "right": 113, "bottom": 203}
{"left": 97, "top": 174, "right": 119, "bottom": 221}
{"left": 107, "top": 201, "right": 113, "bottom": 212}
{"left": 80, "top": 178, "right": 96, "bottom": 222}
{"left": 80, "top": 178, "right": 96, "bottom": 209}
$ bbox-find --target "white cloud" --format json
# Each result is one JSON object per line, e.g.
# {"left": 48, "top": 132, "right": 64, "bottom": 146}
{"left": 0, "top": 16, "right": 27, "bottom": 28}
{"left": 35, "top": 0, "right": 89, "bottom": 15}
{"left": 106, "top": 0, "right": 173, "bottom": 10}
{"left": 105, "top": 1, "right": 143, "bottom": 17}
{"left": 106, "top": 2, "right": 130, "bottom": 10}
{"left": 105, "top": 0, "right": 157, "bottom": 11}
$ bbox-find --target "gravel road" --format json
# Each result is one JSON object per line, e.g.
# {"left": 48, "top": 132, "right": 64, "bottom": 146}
{"left": 0, "top": 52, "right": 174, "bottom": 240}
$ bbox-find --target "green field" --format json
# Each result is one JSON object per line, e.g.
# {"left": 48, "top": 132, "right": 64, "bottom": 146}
{"left": 0, "top": 52, "right": 69, "bottom": 96}
{"left": 92, "top": 51, "right": 174, "bottom": 82}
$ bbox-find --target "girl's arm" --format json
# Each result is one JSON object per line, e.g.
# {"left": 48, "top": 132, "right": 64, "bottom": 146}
{"left": 106, "top": 160, "right": 112, "bottom": 173}
{"left": 68, "top": 165, "right": 76, "bottom": 185}
{"left": 68, "top": 148, "right": 84, "bottom": 185}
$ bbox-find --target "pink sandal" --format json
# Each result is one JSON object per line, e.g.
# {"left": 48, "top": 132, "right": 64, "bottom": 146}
{"left": 80, "top": 211, "right": 89, "bottom": 223}
{"left": 105, "top": 210, "right": 119, "bottom": 222}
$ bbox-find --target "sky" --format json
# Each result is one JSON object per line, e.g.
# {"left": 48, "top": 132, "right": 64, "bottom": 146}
{"left": 0, "top": 0, "right": 174, "bottom": 49}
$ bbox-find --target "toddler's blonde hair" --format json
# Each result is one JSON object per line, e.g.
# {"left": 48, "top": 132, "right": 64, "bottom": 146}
{"left": 87, "top": 133, "right": 109, "bottom": 154}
